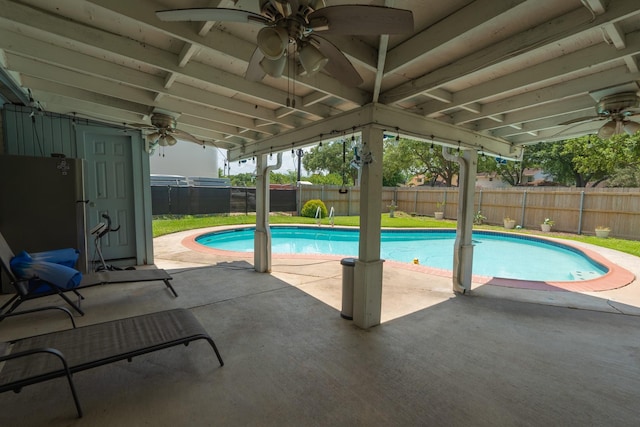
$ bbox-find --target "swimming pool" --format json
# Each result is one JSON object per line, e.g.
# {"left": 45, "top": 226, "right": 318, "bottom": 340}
{"left": 195, "top": 226, "right": 608, "bottom": 282}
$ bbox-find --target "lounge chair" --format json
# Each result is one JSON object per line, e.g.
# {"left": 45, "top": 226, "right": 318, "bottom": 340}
{"left": 0, "top": 308, "right": 224, "bottom": 418}
{"left": 0, "top": 305, "right": 77, "bottom": 328}
{"left": 0, "top": 231, "right": 177, "bottom": 316}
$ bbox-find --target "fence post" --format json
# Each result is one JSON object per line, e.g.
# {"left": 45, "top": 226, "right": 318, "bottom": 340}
{"left": 478, "top": 189, "right": 483, "bottom": 213}
{"left": 443, "top": 189, "right": 448, "bottom": 218}
{"left": 520, "top": 190, "right": 527, "bottom": 227}
{"left": 414, "top": 190, "right": 418, "bottom": 215}
{"left": 245, "top": 188, "right": 249, "bottom": 215}
{"left": 578, "top": 191, "right": 585, "bottom": 235}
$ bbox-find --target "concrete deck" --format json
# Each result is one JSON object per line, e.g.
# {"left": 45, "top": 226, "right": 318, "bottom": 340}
{"left": 1, "top": 227, "right": 639, "bottom": 426}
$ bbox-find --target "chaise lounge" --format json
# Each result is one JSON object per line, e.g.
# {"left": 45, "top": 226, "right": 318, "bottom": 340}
{"left": 0, "top": 308, "right": 224, "bottom": 418}
{"left": 0, "top": 231, "right": 177, "bottom": 316}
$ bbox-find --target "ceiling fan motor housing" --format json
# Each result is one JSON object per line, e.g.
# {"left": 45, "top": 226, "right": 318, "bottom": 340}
{"left": 596, "top": 92, "right": 640, "bottom": 116}
{"left": 150, "top": 113, "right": 177, "bottom": 131}
{"left": 261, "top": 0, "right": 319, "bottom": 20}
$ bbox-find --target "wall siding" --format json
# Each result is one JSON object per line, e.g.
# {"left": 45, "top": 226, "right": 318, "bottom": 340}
{"left": 2, "top": 104, "right": 78, "bottom": 157}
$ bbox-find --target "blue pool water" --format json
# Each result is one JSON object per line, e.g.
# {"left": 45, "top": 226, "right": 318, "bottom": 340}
{"left": 195, "top": 227, "right": 608, "bottom": 282}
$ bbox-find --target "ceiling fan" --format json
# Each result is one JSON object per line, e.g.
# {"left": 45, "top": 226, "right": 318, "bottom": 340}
{"left": 560, "top": 92, "right": 640, "bottom": 139}
{"left": 139, "top": 110, "right": 203, "bottom": 151}
{"left": 156, "top": 0, "right": 414, "bottom": 87}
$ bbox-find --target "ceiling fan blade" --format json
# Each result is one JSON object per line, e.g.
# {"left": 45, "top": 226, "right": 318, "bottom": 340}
{"left": 310, "top": 35, "right": 363, "bottom": 87}
{"left": 156, "top": 8, "right": 269, "bottom": 25}
{"left": 127, "top": 123, "right": 154, "bottom": 130}
{"left": 245, "top": 48, "right": 267, "bottom": 82}
{"left": 173, "top": 129, "right": 203, "bottom": 144}
{"left": 558, "top": 116, "right": 602, "bottom": 126}
{"left": 308, "top": 6, "right": 413, "bottom": 35}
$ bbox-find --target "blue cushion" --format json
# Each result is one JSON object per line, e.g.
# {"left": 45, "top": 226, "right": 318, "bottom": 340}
{"left": 10, "top": 251, "right": 82, "bottom": 291}
{"left": 30, "top": 248, "right": 79, "bottom": 268}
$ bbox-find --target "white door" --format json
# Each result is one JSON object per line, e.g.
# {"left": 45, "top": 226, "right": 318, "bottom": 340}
{"left": 83, "top": 131, "right": 137, "bottom": 265}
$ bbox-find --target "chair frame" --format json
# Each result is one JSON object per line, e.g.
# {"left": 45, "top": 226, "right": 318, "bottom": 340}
{"left": 0, "top": 308, "right": 223, "bottom": 418}
{"left": 0, "top": 231, "right": 177, "bottom": 316}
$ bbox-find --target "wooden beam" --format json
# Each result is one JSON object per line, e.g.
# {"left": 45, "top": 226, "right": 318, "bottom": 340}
{"left": 417, "top": 30, "right": 640, "bottom": 117}
{"left": 381, "top": 0, "right": 640, "bottom": 105}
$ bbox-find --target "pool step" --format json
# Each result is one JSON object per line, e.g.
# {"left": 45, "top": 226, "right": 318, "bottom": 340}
{"left": 570, "top": 270, "right": 601, "bottom": 281}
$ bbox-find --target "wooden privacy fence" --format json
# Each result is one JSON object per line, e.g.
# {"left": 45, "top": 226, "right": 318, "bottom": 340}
{"left": 299, "top": 185, "right": 640, "bottom": 240}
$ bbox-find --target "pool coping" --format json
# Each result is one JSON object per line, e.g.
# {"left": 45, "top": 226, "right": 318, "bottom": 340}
{"left": 181, "top": 224, "right": 636, "bottom": 293}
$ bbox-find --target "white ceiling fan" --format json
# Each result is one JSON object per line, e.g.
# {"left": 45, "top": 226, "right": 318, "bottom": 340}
{"left": 561, "top": 91, "right": 640, "bottom": 139}
{"left": 156, "top": 0, "right": 414, "bottom": 88}
{"left": 135, "top": 109, "right": 203, "bottom": 152}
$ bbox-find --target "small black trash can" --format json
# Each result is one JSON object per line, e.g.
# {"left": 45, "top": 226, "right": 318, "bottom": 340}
{"left": 340, "top": 257, "right": 356, "bottom": 320}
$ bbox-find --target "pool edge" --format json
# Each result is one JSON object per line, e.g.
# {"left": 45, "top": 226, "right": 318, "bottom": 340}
{"left": 181, "top": 226, "right": 635, "bottom": 293}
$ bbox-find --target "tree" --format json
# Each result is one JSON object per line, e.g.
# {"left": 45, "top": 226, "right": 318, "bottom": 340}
{"left": 572, "top": 133, "right": 640, "bottom": 187}
{"left": 300, "top": 133, "right": 640, "bottom": 189}
{"left": 382, "top": 138, "right": 412, "bottom": 186}
{"left": 229, "top": 173, "right": 255, "bottom": 186}
{"left": 606, "top": 165, "right": 640, "bottom": 187}
{"left": 389, "top": 139, "right": 459, "bottom": 186}
{"left": 302, "top": 140, "right": 358, "bottom": 185}
{"left": 525, "top": 134, "right": 640, "bottom": 187}
{"left": 306, "top": 173, "right": 343, "bottom": 185}
{"left": 477, "top": 152, "right": 534, "bottom": 186}
{"left": 269, "top": 171, "right": 297, "bottom": 184}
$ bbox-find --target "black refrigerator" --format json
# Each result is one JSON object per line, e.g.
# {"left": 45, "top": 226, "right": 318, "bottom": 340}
{"left": 0, "top": 155, "right": 88, "bottom": 293}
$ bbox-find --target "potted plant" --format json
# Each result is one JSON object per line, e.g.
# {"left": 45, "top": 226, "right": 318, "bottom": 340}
{"left": 503, "top": 217, "right": 516, "bottom": 229}
{"left": 388, "top": 202, "right": 398, "bottom": 218}
{"left": 595, "top": 225, "right": 610, "bottom": 238}
{"left": 540, "top": 218, "right": 554, "bottom": 232}
{"left": 434, "top": 201, "right": 445, "bottom": 220}
{"left": 473, "top": 210, "right": 486, "bottom": 225}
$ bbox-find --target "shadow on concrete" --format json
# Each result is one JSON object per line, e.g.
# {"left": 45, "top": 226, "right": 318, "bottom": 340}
{"left": 1, "top": 260, "right": 640, "bottom": 426}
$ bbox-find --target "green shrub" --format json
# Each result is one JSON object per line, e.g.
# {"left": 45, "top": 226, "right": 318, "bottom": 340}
{"left": 301, "top": 199, "right": 328, "bottom": 218}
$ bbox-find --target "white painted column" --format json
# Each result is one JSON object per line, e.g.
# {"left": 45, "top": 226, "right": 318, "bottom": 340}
{"left": 447, "top": 148, "right": 478, "bottom": 293}
{"left": 254, "top": 153, "right": 282, "bottom": 273}
{"left": 353, "top": 126, "right": 384, "bottom": 329}
{"left": 254, "top": 154, "right": 270, "bottom": 272}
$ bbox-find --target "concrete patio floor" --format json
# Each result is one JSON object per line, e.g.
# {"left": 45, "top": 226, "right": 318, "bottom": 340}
{"left": 1, "top": 227, "right": 640, "bottom": 426}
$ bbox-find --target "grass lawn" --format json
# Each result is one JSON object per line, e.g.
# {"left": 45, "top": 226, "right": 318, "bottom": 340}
{"left": 152, "top": 211, "right": 640, "bottom": 258}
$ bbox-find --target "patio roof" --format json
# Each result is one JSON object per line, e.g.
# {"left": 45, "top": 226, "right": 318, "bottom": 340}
{"left": 1, "top": 0, "right": 639, "bottom": 155}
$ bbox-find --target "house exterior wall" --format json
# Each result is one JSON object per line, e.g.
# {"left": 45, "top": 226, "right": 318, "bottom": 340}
{"left": 475, "top": 173, "right": 510, "bottom": 189}
{"left": 0, "top": 104, "right": 154, "bottom": 266}
{"left": 149, "top": 141, "right": 219, "bottom": 178}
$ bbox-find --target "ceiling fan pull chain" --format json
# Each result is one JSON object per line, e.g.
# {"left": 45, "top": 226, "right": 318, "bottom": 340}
{"left": 286, "top": 52, "right": 292, "bottom": 107}
{"left": 291, "top": 57, "right": 296, "bottom": 109}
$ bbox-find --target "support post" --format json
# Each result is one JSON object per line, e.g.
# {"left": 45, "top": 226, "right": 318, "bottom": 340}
{"left": 443, "top": 148, "right": 477, "bottom": 294}
{"left": 353, "top": 126, "right": 384, "bottom": 329}
{"left": 254, "top": 153, "right": 282, "bottom": 273}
